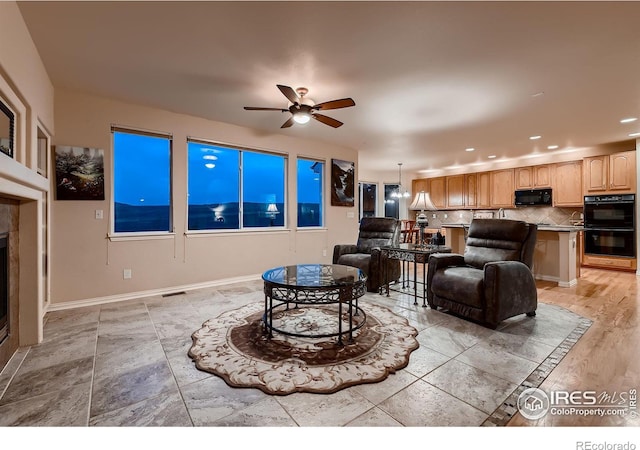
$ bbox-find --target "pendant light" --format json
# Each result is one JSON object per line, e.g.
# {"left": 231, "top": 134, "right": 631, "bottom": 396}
{"left": 391, "top": 162, "right": 410, "bottom": 199}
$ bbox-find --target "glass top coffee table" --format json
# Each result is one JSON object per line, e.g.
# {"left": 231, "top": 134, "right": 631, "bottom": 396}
{"left": 262, "top": 264, "right": 367, "bottom": 346}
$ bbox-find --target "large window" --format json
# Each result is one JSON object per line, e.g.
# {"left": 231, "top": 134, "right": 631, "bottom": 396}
{"left": 187, "top": 140, "right": 286, "bottom": 230}
{"left": 113, "top": 128, "right": 172, "bottom": 233}
{"left": 297, "top": 159, "right": 323, "bottom": 227}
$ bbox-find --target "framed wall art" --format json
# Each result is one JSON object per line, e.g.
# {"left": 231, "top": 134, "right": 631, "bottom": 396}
{"left": 330, "top": 159, "right": 355, "bottom": 207}
{"left": 54, "top": 146, "right": 105, "bottom": 200}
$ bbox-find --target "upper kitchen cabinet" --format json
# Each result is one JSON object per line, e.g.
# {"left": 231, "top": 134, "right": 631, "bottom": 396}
{"left": 583, "top": 150, "right": 636, "bottom": 194}
{"left": 446, "top": 175, "right": 465, "bottom": 209}
{"left": 428, "top": 176, "right": 447, "bottom": 209}
{"left": 490, "top": 169, "right": 515, "bottom": 207}
{"left": 412, "top": 178, "right": 429, "bottom": 195}
{"left": 477, "top": 172, "right": 491, "bottom": 208}
{"left": 553, "top": 160, "right": 583, "bottom": 207}
{"left": 515, "top": 164, "right": 552, "bottom": 190}
{"left": 464, "top": 173, "right": 478, "bottom": 208}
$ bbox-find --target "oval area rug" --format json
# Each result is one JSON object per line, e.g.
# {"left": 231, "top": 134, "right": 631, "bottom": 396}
{"left": 188, "top": 302, "right": 419, "bottom": 395}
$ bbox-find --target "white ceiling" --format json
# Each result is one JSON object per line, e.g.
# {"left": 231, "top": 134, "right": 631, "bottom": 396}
{"left": 17, "top": 1, "right": 640, "bottom": 175}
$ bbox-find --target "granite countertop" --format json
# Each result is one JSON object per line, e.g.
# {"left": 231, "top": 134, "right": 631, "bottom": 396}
{"left": 441, "top": 223, "right": 584, "bottom": 232}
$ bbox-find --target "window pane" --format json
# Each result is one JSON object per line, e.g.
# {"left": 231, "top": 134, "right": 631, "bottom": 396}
{"left": 384, "top": 184, "right": 399, "bottom": 219}
{"left": 187, "top": 142, "right": 240, "bottom": 230}
{"left": 297, "top": 159, "right": 323, "bottom": 227}
{"left": 114, "top": 131, "right": 171, "bottom": 233}
{"left": 243, "top": 151, "right": 285, "bottom": 228}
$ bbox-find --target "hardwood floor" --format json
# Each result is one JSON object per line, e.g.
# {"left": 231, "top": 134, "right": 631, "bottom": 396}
{"left": 508, "top": 268, "right": 640, "bottom": 426}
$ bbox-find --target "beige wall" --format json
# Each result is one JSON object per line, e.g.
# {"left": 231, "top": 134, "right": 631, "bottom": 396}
{"left": 50, "top": 89, "right": 360, "bottom": 305}
{"left": 0, "top": 1, "right": 54, "bottom": 349}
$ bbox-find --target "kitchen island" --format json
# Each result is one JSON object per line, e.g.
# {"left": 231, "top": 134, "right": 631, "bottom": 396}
{"left": 441, "top": 223, "right": 583, "bottom": 287}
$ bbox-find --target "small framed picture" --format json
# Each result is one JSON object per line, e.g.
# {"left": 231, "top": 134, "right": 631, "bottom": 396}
{"left": 54, "top": 146, "right": 105, "bottom": 200}
{"left": 331, "top": 159, "right": 355, "bottom": 207}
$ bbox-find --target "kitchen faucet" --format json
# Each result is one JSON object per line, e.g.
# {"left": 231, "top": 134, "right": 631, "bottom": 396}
{"left": 498, "top": 208, "right": 505, "bottom": 218}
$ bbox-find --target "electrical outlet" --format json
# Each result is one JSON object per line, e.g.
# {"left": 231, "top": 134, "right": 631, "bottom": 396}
{"left": 123, "top": 269, "right": 132, "bottom": 279}
{"left": 347, "top": 211, "right": 355, "bottom": 219}
{"left": 444, "top": 213, "right": 448, "bottom": 219}
{"left": 432, "top": 213, "right": 437, "bottom": 218}
{"left": 95, "top": 209, "right": 103, "bottom": 219}
{"left": 322, "top": 249, "right": 327, "bottom": 257}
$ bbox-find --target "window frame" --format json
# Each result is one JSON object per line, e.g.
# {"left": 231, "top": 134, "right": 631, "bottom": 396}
{"left": 186, "top": 137, "right": 288, "bottom": 233}
{"left": 296, "top": 157, "right": 325, "bottom": 229}
{"left": 110, "top": 126, "right": 174, "bottom": 238}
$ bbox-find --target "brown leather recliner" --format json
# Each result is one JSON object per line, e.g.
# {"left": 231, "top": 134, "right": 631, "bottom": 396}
{"left": 427, "top": 219, "right": 538, "bottom": 329}
{"left": 333, "top": 217, "right": 401, "bottom": 292}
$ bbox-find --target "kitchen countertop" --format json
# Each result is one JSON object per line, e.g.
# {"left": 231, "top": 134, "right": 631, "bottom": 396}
{"left": 441, "top": 223, "right": 584, "bottom": 232}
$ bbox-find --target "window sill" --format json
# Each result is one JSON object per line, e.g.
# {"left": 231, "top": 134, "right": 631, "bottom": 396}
{"left": 108, "top": 232, "right": 176, "bottom": 242}
{"left": 185, "top": 229, "right": 292, "bottom": 238}
{"left": 296, "top": 227, "right": 328, "bottom": 232}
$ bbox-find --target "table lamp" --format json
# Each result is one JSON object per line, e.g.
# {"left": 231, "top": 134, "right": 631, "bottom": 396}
{"left": 409, "top": 191, "right": 436, "bottom": 247}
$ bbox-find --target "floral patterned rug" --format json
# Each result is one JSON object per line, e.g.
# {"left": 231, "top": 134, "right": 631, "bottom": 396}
{"left": 188, "top": 302, "right": 419, "bottom": 395}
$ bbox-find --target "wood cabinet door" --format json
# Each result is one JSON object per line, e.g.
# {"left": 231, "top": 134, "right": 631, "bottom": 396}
{"left": 490, "top": 169, "right": 515, "bottom": 207}
{"left": 553, "top": 161, "right": 583, "bottom": 207}
{"left": 515, "top": 167, "right": 533, "bottom": 189}
{"left": 412, "top": 178, "right": 429, "bottom": 195}
{"left": 477, "top": 172, "right": 491, "bottom": 208}
{"left": 583, "top": 155, "right": 608, "bottom": 193}
{"left": 464, "top": 173, "right": 477, "bottom": 208}
{"left": 534, "top": 165, "right": 552, "bottom": 187}
{"left": 446, "top": 175, "right": 465, "bottom": 209}
{"left": 609, "top": 150, "right": 636, "bottom": 192}
{"left": 428, "top": 177, "right": 446, "bottom": 209}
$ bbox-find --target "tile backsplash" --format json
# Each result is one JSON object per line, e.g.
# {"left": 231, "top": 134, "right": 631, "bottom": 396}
{"left": 420, "top": 206, "right": 583, "bottom": 228}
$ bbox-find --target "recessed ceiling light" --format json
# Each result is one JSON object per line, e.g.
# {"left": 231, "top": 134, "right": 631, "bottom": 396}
{"left": 547, "top": 145, "right": 559, "bottom": 150}
{"left": 620, "top": 117, "right": 638, "bottom": 123}
{"left": 488, "top": 155, "right": 497, "bottom": 159}
{"left": 529, "top": 135, "right": 542, "bottom": 140}
{"left": 628, "top": 132, "right": 640, "bottom": 137}
{"left": 465, "top": 147, "right": 475, "bottom": 152}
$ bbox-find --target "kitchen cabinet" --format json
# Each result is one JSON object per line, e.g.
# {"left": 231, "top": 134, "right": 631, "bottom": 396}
{"left": 464, "top": 173, "right": 477, "bottom": 208}
{"left": 446, "top": 175, "right": 465, "bottom": 209}
{"left": 490, "top": 169, "right": 515, "bottom": 207}
{"left": 412, "top": 178, "right": 429, "bottom": 195}
{"left": 428, "top": 177, "right": 446, "bottom": 209}
{"left": 515, "top": 165, "right": 552, "bottom": 189}
{"left": 553, "top": 161, "right": 583, "bottom": 207}
{"left": 583, "top": 150, "right": 636, "bottom": 194}
{"left": 477, "top": 172, "right": 491, "bottom": 208}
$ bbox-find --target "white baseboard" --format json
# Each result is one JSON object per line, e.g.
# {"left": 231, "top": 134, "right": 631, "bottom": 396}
{"left": 534, "top": 273, "right": 577, "bottom": 288}
{"left": 46, "top": 273, "right": 262, "bottom": 312}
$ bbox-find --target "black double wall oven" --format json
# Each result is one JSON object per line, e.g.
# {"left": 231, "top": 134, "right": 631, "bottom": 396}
{"left": 583, "top": 194, "right": 635, "bottom": 258}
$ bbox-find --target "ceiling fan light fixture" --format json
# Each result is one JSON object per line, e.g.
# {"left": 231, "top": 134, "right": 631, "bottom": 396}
{"left": 293, "top": 112, "right": 311, "bottom": 124}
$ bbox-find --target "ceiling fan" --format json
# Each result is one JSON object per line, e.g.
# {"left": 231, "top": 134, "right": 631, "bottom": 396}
{"left": 244, "top": 85, "right": 356, "bottom": 129}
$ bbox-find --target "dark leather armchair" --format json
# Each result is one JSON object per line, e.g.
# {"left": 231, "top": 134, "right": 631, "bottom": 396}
{"left": 333, "top": 217, "right": 401, "bottom": 292}
{"left": 427, "top": 219, "right": 538, "bottom": 329}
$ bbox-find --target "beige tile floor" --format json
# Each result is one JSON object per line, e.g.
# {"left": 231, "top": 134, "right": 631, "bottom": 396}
{"left": 0, "top": 279, "right": 585, "bottom": 427}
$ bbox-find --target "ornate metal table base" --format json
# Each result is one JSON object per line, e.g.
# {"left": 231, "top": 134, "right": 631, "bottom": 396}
{"left": 381, "top": 244, "right": 452, "bottom": 307}
{"left": 262, "top": 264, "right": 367, "bottom": 346}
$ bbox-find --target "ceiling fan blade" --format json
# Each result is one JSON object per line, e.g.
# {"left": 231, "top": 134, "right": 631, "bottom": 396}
{"left": 281, "top": 117, "right": 295, "bottom": 128}
{"left": 277, "top": 85, "right": 300, "bottom": 104}
{"left": 313, "top": 98, "right": 356, "bottom": 111}
{"left": 244, "top": 107, "right": 288, "bottom": 111}
{"left": 313, "top": 113, "right": 343, "bottom": 128}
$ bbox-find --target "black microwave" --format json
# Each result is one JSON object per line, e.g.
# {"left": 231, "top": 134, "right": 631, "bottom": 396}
{"left": 514, "top": 188, "right": 552, "bottom": 206}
